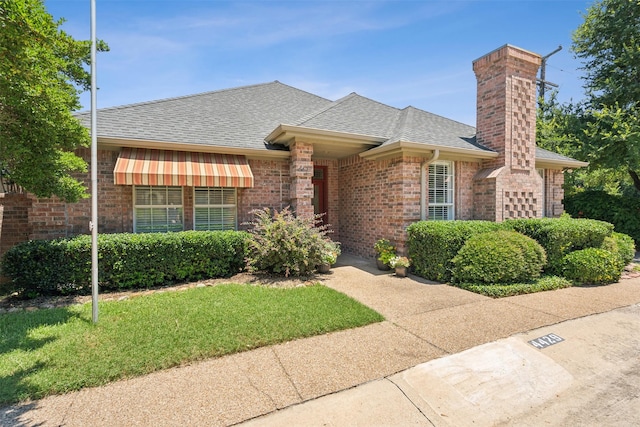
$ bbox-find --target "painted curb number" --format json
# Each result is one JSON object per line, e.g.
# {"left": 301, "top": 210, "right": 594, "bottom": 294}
{"left": 528, "top": 333, "right": 564, "bottom": 349}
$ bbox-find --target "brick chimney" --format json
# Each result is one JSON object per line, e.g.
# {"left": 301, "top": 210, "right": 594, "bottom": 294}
{"left": 472, "top": 45, "right": 544, "bottom": 221}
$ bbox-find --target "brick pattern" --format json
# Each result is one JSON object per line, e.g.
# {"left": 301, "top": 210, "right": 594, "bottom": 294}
{"left": 0, "top": 193, "right": 32, "bottom": 258}
{"left": 472, "top": 45, "right": 547, "bottom": 222}
{"left": 338, "top": 154, "right": 421, "bottom": 257}
{"left": 289, "top": 141, "right": 314, "bottom": 218}
{"left": 504, "top": 190, "right": 537, "bottom": 218}
{"left": 548, "top": 169, "right": 565, "bottom": 217}
{"left": 456, "top": 161, "right": 479, "bottom": 220}
{"left": 237, "top": 159, "right": 290, "bottom": 227}
{"left": 511, "top": 77, "right": 535, "bottom": 171}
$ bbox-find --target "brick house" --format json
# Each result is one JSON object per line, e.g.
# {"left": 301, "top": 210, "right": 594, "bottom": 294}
{"left": 0, "top": 44, "right": 586, "bottom": 258}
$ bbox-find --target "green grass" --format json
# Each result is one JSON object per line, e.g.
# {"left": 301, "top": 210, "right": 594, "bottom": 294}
{"left": 452, "top": 275, "right": 573, "bottom": 298}
{"left": 0, "top": 284, "right": 383, "bottom": 405}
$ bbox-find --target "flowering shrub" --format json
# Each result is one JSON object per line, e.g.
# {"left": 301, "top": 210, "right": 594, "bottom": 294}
{"left": 321, "top": 240, "right": 341, "bottom": 265}
{"left": 374, "top": 239, "right": 396, "bottom": 266}
{"left": 245, "top": 207, "right": 339, "bottom": 277}
{"left": 389, "top": 256, "right": 410, "bottom": 268}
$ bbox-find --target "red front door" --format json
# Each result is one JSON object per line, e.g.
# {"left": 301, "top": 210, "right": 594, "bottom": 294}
{"left": 312, "top": 166, "right": 328, "bottom": 224}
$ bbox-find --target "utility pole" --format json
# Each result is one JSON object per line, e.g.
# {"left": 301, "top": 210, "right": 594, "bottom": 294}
{"left": 537, "top": 45, "right": 562, "bottom": 104}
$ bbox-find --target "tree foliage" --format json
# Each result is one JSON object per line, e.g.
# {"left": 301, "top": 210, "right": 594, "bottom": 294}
{"left": 537, "top": 0, "right": 640, "bottom": 195}
{"left": 573, "top": 0, "right": 640, "bottom": 109}
{"left": 0, "top": 0, "right": 107, "bottom": 202}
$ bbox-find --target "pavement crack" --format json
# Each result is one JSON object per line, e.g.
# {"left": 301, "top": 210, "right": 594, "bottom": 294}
{"left": 234, "top": 357, "right": 279, "bottom": 409}
{"left": 271, "top": 347, "right": 303, "bottom": 402}
{"left": 386, "top": 377, "right": 437, "bottom": 427}
{"left": 388, "top": 320, "right": 451, "bottom": 355}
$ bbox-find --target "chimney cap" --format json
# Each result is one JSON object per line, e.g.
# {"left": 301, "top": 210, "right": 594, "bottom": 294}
{"left": 472, "top": 44, "right": 541, "bottom": 67}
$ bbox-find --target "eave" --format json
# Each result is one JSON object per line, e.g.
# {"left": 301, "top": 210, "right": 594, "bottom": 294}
{"left": 360, "top": 140, "right": 499, "bottom": 161}
{"left": 535, "top": 157, "right": 589, "bottom": 170}
{"left": 97, "top": 137, "right": 291, "bottom": 160}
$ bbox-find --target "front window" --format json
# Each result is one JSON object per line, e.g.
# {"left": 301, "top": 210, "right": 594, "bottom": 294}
{"left": 428, "top": 161, "right": 455, "bottom": 220}
{"left": 134, "top": 186, "right": 184, "bottom": 232}
{"left": 194, "top": 187, "right": 237, "bottom": 231}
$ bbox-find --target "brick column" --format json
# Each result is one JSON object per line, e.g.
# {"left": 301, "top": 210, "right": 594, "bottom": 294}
{"left": 289, "top": 141, "right": 314, "bottom": 218}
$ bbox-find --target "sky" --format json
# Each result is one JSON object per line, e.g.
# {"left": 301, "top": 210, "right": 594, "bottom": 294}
{"left": 46, "top": 0, "right": 595, "bottom": 127}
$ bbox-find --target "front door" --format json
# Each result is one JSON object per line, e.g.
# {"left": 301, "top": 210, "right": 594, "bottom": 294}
{"left": 312, "top": 166, "right": 328, "bottom": 224}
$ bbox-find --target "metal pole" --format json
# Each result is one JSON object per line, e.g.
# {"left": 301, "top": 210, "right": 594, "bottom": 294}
{"left": 539, "top": 45, "right": 562, "bottom": 101}
{"left": 90, "top": 0, "right": 99, "bottom": 323}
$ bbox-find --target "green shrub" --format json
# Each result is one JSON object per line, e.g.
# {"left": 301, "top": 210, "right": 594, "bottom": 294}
{"left": 407, "top": 220, "right": 504, "bottom": 282}
{"left": 505, "top": 217, "right": 613, "bottom": 275}
{"left": 451, "top": 231, "right": 546, "bottom": 284}
{"left": 454, "top": 275, "right": 572, "bottom": 298}
{"left": 245, "top": 207, "right": 338, "bottom": 277}
{"left": 1, "top": 231, "right": 248, "bottom": 297}
{"left": 562, "top": 248, "right": 624, "bottom": 285}
{"left": 600, "top": 232, "right": 636, "bottom": 266}
{"left": 564, "top": 190, "right": 640, "bottom": 247}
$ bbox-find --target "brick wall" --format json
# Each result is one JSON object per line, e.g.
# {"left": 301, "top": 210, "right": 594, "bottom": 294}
{"left": 237, "top": 158, "right": 291, "bottom": 227}
{"left": 338, "top": 154, "right": 421, "bottom": 258}
{"left": 456, "top": 161, "right": 480, "bottom": 220}
{"left": 548, "top": 169, "right": 565, "bottom": 217}
{"left": 0, "top": 193, "right": 32, "bottom": 258}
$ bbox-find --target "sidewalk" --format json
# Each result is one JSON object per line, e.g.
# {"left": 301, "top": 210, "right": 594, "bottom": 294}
{"left": 2, "top": 254, "right": 640, "bottom": 426}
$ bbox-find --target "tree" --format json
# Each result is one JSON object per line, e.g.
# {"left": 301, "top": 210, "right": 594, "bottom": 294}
{"left": 569, "top": 0, "right": 640, "bottom": 194}
{"left": 573, "top": 0, "right": 640, "bottom": 109}
{"left": 0, "top": 0, "right": 107, "bottom": 202}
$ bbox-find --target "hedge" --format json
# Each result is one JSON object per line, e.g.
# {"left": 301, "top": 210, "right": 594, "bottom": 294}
{"left": 1, "top": 231, "right": 248, "bottom": 297}
{"left": 406, "top": 220, "right": 503, "bottom": 282}
{"left": 562, "top": 248, "right": 624, "bottom": 286}
{"left": 451, "top": 231, "right": 546, "bottom": 284}
{"left": 504, "top": 217, "right": 613, "bottom": 275}
{"left": 564, "top": 190, "right": 640, "bottom": 247}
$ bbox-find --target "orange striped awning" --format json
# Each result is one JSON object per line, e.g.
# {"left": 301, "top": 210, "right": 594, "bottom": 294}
{"left": 113, "top": 148, "right": 254, "bottom": 187}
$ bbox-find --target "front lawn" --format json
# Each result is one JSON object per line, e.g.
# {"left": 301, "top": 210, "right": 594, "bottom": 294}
{"left": 0, "top": 284, "right": 383, "bottom": 405}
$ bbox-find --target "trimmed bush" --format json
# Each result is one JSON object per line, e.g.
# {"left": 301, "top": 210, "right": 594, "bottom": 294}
{"left": 454, "top": 275, "right": 572, "bottom": 298}
{"left": 451, "top": 231, "right": 546, "bottom": 284}
{"left": 245, "top": 207, "right": 338, "bottom": 277}
{"left": 1, "top": 230, "right": 248, "bottom": 297}
{"left": 407, "top": 220, "right": 503, "bottom": 282}
{"left": 600, "top": 232, "right": 636, "bottom": 266}
{"left": 505, "top": 217, "right": 613, "bottom": 275}
{"left": 564, "top": 190, "right": 640, "bottom": 247}
{"left": 562, "top": 248, "right": 624, "bottom": 285}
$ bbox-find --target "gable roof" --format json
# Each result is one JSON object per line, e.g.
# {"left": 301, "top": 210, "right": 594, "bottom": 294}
{"left": 76, "top": 80, "right": 585, "bottom": 167}
{"left": 75, "top": 81, "right": 331, "bottom": 151}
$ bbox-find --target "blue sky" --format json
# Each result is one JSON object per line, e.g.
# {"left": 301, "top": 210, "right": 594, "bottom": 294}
{"left": 46, "top": 0, "right": 594, "bottom": 126}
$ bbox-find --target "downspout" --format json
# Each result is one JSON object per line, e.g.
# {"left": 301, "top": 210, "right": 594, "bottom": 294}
{"left": 420, "top": 149, "right": 440, "bottom": 220}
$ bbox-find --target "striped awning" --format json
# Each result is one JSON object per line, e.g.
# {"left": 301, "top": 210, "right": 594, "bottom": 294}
{"left": 113, "top": 148, "right": 254, "bottom": 187}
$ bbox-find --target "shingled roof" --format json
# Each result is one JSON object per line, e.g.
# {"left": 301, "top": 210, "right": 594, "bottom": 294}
{"left": 75, "top": 80, "right": 581, "bottom": 164}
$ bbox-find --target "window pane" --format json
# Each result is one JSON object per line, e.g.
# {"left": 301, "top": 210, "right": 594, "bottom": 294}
{"left": 194, "top": 188, "right": 209, "bottom": 205}
{"left": 135, "top": 186, "right": 152, "bottom": 206}
{"left": 428, "top": 161, "right": 454, "bottom": 221}
{"left": 166, "top": 187, "right": 182, "bottom": 205}
{"left": 193, "top": 188, "right": 237, "bottom": 231}
{"left": 134, "top": 186, "right": 184, "bottom": 233}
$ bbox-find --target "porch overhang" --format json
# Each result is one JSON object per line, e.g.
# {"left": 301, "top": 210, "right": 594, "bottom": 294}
{"left": 359, "top": 140, "right": 499, "bottom": 161}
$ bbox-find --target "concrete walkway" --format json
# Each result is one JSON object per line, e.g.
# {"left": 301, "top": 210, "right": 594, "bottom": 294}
{"left": 2, "top": 255, "right": 640, "bottom": 426}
